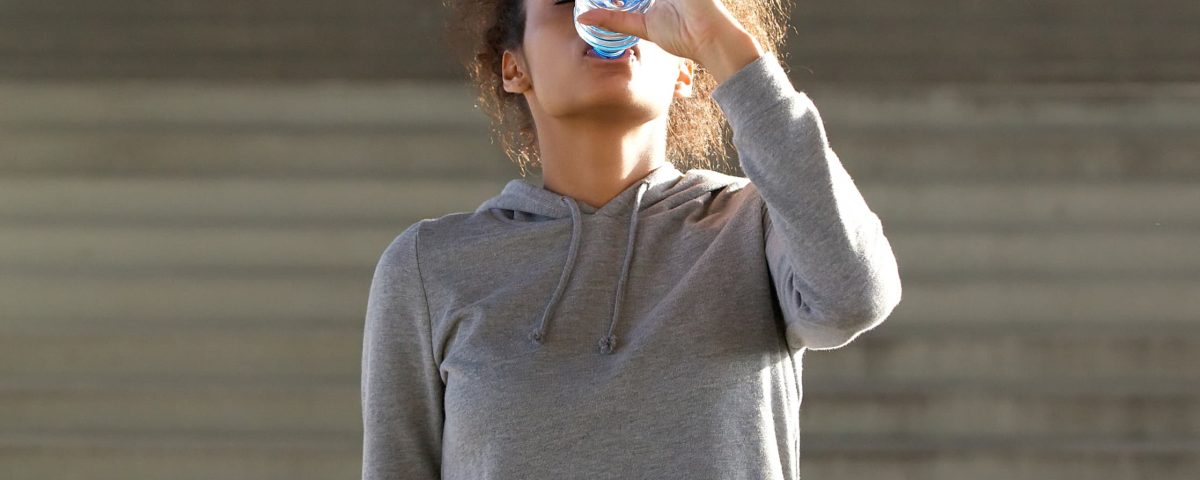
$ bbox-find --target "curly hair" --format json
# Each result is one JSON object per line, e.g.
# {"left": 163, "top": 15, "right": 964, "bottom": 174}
{"left": 440, "top": 0, "right": 793, "bottom": 177}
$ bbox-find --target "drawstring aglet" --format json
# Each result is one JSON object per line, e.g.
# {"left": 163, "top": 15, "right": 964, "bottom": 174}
{"left": 598, "top": 334, "right": 616, "bottom": 354}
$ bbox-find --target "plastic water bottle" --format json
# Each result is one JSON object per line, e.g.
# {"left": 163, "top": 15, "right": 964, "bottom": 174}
{"left": 575, "top": 0, "right": 656, "bottom": 59}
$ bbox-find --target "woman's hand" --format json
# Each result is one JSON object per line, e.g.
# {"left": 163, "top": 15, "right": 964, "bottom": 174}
{"left": 576, "top": 0, "right": 765, "bottom": 84}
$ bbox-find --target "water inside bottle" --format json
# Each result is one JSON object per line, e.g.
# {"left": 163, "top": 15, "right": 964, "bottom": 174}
{"left": 574, "top": 0, "right": 655, "bottom": 59}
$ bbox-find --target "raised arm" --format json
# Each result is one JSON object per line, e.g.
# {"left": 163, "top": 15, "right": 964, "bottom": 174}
{"left": 710, "top": 50, "right": 903, "bottom": 351}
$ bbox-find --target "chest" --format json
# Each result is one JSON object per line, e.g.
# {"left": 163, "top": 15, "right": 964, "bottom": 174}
{"left": 427, "top": 208, "right": 800, "bottom": 473}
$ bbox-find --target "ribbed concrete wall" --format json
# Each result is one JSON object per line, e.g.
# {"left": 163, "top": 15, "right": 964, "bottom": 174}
{"left": 1, "top": 0, "right": 1198, "bottom": 478}
{"left": 0, "top": 0, "right": 1197, "bottom": 83}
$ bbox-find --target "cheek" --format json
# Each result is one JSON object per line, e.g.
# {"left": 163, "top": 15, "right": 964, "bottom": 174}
{"left": 640, "top": 55, "right": 682, "bottom": 84}
{"left": 523, "top": 21, "right": 576, "bottom": 66}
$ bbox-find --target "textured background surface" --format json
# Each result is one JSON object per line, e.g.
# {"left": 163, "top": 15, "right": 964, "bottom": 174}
{"left": 1, "top": 0, "right": 1197, "bottom": 478}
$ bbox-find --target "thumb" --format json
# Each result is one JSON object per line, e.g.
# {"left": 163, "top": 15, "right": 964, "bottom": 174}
{"left": 576, "top": 9, "right": 648, "bottom": 39}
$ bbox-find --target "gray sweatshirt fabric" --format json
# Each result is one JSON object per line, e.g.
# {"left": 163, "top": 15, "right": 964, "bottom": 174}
{"left": 361, "top": 51, "right": 903, "bottom": 480}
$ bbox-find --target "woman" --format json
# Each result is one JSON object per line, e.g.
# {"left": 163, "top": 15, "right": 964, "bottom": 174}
{"left": 361, "top": 0, "right": 902, "bottom": 478}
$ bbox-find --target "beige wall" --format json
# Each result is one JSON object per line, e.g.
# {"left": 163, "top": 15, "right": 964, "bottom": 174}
{"left": 0, "top": 0, "right": 1196, "bottom": 83}
{"left": 1, "top": 1, "right": 1198, "bottom": 478}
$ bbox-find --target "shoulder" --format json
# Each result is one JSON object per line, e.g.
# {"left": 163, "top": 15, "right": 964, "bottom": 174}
{"left": 372, "top": 220, "right": 426, "bottom": 283}
{"left": 378, "top": 209, "right": 505, "bottom": 268}
{"left": 681, "top": 167, "right": 752, "bottom": 190}
{"left": 679, "top": 167, "right": 765, "bottom": 212}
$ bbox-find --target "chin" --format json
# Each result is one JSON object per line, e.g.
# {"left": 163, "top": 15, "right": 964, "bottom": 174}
{"left": 577, "top": 94, "right": 663, "bottom": 121}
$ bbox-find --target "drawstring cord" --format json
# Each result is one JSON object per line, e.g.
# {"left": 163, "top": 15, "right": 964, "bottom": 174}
{"left": 529, "top": 180, "right": 650, "bottom": 355}
{"left": 599, "top": 181, "right": 650, "bottom": 355}
{"left": 529, "top": 195, "right": 582, "bottom": 346}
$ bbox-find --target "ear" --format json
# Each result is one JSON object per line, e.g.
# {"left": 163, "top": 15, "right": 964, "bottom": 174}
{"left": 674, "top": 58, "right": 695, "bottom": 99}
{"left": 502, "top": 48, "right": 531, "bottom": 94}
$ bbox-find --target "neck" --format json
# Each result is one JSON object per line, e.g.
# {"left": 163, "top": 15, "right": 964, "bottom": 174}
{"left": 534, "top": 113, "right": 669, "bottom": 211}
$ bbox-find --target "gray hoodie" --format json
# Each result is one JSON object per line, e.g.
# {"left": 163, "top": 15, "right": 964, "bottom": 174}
{"left": 362, "top": 51, "right": 902, "bottom": 480}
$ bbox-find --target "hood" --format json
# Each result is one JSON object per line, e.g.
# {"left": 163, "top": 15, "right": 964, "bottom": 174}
{"left": 474, "top": 162, "right": 747, "bottom": 355}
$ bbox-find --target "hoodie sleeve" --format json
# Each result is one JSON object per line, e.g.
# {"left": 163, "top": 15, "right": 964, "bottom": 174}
{"left": 710, "top": 51, "right": 903, "bottom": 351}
{"left": 361, "top": 220, "right": 443, "bottom": 479}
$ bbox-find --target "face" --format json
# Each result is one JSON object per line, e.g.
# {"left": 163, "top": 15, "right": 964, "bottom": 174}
{"left": 502, "top": 0, "right": 695, "bottom": 123}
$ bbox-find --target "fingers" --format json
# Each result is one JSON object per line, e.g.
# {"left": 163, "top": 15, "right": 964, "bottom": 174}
{"left": 577, "top": 9, "right": 648, "bottom": 40}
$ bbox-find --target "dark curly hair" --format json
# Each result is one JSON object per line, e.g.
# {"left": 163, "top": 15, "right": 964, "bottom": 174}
{"left": 441, "top": 0, "right": 793, "bottom": 177}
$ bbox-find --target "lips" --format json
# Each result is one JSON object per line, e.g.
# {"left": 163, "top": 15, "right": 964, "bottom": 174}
{"left": 582, "top": 44, "right": 639, "bottom": 60}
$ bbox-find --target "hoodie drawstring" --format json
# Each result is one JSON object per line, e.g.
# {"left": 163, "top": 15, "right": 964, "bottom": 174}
{"left": 599, "top": 181, "right": 650, "bottom": 355}
{"left": 529, "top": 180, "right": 651, "bottom": 355}
{"left": 529, "top": 195, "right": 583, "bottom": 346}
